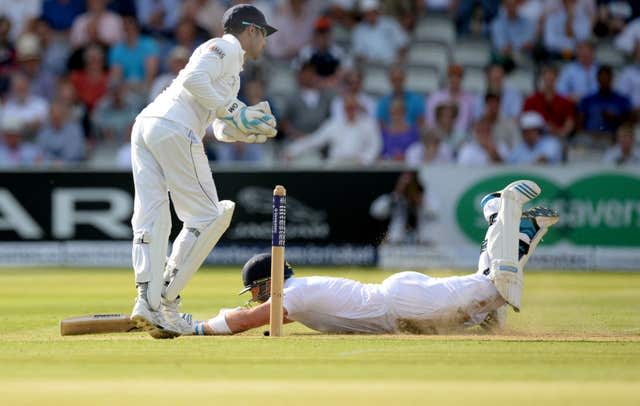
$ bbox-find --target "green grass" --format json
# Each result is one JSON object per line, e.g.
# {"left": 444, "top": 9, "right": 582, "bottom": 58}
{"left": 1, "top": 267, "right": 639, "bottom": 405}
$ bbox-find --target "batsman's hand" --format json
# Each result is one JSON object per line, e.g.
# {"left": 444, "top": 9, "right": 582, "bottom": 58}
{"left": 215, "top": 99, "right": 277, "bottom": 137}
{"left": 212, "top": 119, "right": 269, "bottom": 144}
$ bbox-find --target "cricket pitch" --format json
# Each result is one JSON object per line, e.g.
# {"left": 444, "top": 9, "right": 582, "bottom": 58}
{"left": 1, "top": 267, "right": 638, "bottom": 405}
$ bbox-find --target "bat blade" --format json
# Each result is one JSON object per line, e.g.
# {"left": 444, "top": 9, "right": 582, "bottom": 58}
{"left": 60, "top": 314, "right": 140, "bottom": 336}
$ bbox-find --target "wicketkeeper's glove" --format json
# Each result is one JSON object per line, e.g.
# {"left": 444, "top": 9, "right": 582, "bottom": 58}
{"left": 215, "top": 99, "right": 277, "bottom": 137}
{"left": 212, "top": 118, "right": 270, "bottom": 143}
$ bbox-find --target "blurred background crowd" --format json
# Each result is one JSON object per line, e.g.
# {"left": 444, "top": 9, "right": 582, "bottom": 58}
{"left": 0, "top": 0, "right": 639, "bottom": 169}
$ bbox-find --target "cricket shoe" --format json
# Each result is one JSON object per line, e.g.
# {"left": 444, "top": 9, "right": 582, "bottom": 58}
{"left": 500, "top": 180, "right": 541, "bottom": 205}
{"left": 520, "top": 206, "right": 559, "bottom": 264}
{"left": 160, "top": 296, "right": 193, "bottom": 335}
{"left": 131, "top": 298, "right": 180, "bottom": 339}
{"left": 522, "top": 206, "right": 560, "bottom": 230}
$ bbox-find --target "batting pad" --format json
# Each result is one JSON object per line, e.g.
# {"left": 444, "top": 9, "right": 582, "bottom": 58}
{"left": 163, "top": 200, "right": 235, "bottom": 300}
{"left": 132, "top": 201, "right": 172, "bottom": 311}
{"left": 491, "top": 259, "right": 523, "bottom": 312}
{"left": 487, "top": 189, "right": 524, "bottom": 311}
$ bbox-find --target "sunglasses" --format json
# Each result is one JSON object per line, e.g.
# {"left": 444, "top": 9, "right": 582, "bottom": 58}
{"left": 242, "top": 21, "right": 267, "bottom": 37}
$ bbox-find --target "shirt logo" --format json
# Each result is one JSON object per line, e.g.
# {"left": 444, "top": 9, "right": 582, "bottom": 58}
{"left": 228, "top": 102, "right": 239, "bottom": 113}
{"left": 209, "top": 44, "right": 226, "bottom": 59}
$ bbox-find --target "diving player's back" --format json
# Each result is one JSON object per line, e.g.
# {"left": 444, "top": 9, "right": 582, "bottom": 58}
{"left": 282, "top": 276, "right": 395, "bottom": 334}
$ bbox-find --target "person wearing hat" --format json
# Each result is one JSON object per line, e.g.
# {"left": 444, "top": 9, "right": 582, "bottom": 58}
{"left": 130, "top": 4, "right": 279, "bottom": 339}
{"left": 148, "top": 46, "right": 190, "bottom": 102}
{"left": 508, "top": 111, "right": 562, "bottom": 165}
{"left": 351, "top": 0, "right": 409, "bottom": 65}
{"left": 186, "top": 181, "right": 559, "bottom": 335}
{"left": 0, "top": 118, "right": 42, "bottom": 167}
{"left": 16, "top": 33, "right": 57, "bottom": 101}
{"left": 295, "top": 16, "right": 348, "bottom": 84}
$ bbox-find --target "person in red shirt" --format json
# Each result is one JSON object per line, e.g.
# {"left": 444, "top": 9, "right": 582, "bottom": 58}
{"left": 523, "top": 64, "right": 576, "bottom": 138}
{"left": 69, "top": 43, "right": 109, "bottom": 112}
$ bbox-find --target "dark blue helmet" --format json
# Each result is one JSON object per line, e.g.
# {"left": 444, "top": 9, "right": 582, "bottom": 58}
{"left": 222, "top": 4, "right": 278, "bottom": 37}
{"left": 239, "top": 253, "right": 294, "bottom": 299}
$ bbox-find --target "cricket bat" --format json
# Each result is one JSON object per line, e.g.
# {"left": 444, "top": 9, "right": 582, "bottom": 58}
{"left": 60, "top": 314, "right": 140, "bottom": 336}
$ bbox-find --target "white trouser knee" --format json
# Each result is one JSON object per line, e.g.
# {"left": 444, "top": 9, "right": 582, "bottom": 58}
{"left": 132, "top": 202, "right": 171, "bottom": 310}
{"left": 163, "top": 200, "right": 235, "bottom": 301}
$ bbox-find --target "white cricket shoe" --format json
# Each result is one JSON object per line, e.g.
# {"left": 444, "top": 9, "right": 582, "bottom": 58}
{"left": 161, "top": 296, "right": 193, "bottom": 335}
{"left": 131, "top": 298, "right": 180, "bottom": 339}
{"left": 501, "top": 180, "right": 541, "bottom": 205}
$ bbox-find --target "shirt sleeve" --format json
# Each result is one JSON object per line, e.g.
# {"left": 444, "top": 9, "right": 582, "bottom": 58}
{"left": 143, "top": 37, "right": 160, "bottom": 58}
{"left": 491, "top": 18, "right": 507, "bottom": 50}
{"left": 390, "top": 19, "right": 409, "bottom": 48}
{"left": 282, "top": 282, "right": 306, "bottom": 317}
{"left": 555, "top": 67, "right": 571, "bottom": 96}
{"left": 182, "top": 48, "right": 227, "bottom": 111}
{"left": 544, "top": 14, "right": 570, "bottom": 52}
{"left": 351, "top": 26, "right": 366, "bottom": 57}
{"left": 65, "top": 123, "right": 86, "bottom": 162}
{"left": 360, "top": 118, "right": 383, "bottom": 165}
{"left": 539, "top": 137, "right": 562, "bottom": 164}
{"left": 286, "top": 119, "right": 335, "bottom": 157}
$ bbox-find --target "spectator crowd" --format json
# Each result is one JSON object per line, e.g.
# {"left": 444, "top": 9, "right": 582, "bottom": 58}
{"left": 0, "top": 0, "right": 639, "bottom": 168}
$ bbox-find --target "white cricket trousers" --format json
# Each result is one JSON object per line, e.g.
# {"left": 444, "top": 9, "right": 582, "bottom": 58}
{"left": 130, "top": 117, "right": 221, "bottom": 284}
{"left": 382, "top": 271, "right": 505, "bottom": 332}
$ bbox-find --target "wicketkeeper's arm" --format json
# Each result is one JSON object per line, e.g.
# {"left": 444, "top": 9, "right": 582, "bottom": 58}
{"left": 182, "top": 52, "right": 226, "bottom": 110}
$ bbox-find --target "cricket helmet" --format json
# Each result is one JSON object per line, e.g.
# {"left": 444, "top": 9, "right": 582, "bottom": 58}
{"left": 222, "top": 4, "right": 278, "bottom": 37}
{"left": 239, "top": 253, "right": 294, "bottom": 299}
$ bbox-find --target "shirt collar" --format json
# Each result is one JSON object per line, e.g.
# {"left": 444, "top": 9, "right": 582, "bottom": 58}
{"left": 222, "top": 33, "right": 245, "bottom": 68}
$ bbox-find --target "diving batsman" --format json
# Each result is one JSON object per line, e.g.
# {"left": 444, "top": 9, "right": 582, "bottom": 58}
{"left": 184, "top": 180, "right": 559, "bottom": 335}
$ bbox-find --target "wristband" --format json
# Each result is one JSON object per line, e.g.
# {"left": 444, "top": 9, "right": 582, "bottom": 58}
{"left": 207, "top": 313, "right": 232, "bottom": 335}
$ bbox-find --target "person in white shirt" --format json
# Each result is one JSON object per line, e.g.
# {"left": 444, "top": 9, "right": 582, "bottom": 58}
{"left": 602, "top": 123, "right": 640, "bottom": 165}
{"left": 330, "top": 69, "right": 377, "bottom": 121}
{"left": 457, "top": 118, "right": 509, "bottom": 166}
{"left": 405, "top": 129, "right": 455, "bottom": 167}
{"left": 129, "top": 4, "right": 279, "bottom": 339}
{"left": 614, "top": 43, "right": 640, "bottom": 116}
{"left": 614, "top": 17, "right": 640, "bottom": 55}
{"left": 284, "top": 92, "right": 382, "bottom": 165}
{"left": 187, "top": 180, "right": 559, "bottom": 335}
{"left": 351, "top": 0, "right": 409, "bottom": 65}
{"left": 3, "top": 72, "right": 49, "bottom": 136}
{"left": 508, "top": 111, "right": 563, "bottom": 165}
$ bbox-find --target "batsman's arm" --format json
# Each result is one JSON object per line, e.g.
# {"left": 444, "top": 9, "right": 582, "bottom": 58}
{"left": 204, "top": 302, "right": 291, "bottom": 335}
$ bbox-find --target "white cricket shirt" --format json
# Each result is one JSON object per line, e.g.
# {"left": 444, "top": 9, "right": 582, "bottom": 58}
{"left": 138, "top": 34, "right": 244, "bottom": 138}
{"left": 282, "top": 272, "right": 503, "bottom": 334}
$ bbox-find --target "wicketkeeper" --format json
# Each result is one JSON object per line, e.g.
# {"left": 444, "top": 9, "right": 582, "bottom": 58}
{"left": 185, "top": 180, "right": 559, "bottom": 336}
{"left": 130, "top": 4, "right": 278, "bottom": 338}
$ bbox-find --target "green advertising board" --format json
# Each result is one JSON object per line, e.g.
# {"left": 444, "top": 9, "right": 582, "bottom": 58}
{"left": 456, "top": 173, "right": 640, "bottom": 247}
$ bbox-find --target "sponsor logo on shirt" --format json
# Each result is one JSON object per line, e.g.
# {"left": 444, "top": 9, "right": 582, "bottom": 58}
{"left": 209, "top": 44, "right": 226, "bottom": 59}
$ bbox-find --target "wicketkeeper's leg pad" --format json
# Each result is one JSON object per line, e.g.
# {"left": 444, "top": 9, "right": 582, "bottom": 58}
{"left": 163, "top": 200, "right": 235, "bottom": 300}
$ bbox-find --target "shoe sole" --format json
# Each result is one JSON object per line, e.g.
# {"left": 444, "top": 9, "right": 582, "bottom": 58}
{"left": 131, "top": 314, "right": 180, "bottom": 339}
{"left": 502, "top": 180, "right": 541, "bottom": 203}
{"left": 522, "top": 206, "right": 559, "bottom": 228}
